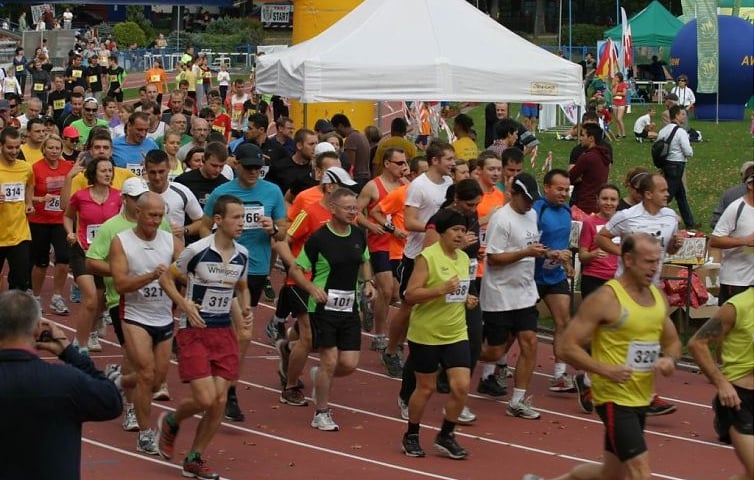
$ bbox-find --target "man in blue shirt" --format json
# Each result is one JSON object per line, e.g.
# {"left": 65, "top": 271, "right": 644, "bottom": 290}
{"left": 202, "top": 143, "right": 288, "bottom": 421}
{"left": 533, "top": 168, "right": 576, "bottom": 393}
{"left": 112, "top": 112, "right": 159, "bottom": 175}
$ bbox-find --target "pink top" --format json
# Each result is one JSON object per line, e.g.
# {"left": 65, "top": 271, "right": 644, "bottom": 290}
{"left": 579, "top": 214, "right": 618, "bottom": 280}
{"left": 69, "top": 187, "right": 121, "bottom": 250}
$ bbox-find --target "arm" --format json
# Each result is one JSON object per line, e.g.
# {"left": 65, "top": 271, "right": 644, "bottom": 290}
{"left": 710, "top": 234, "right": 754, "bottom": 250}
{"left": 422, "top": 227, "right": 441, "bottom": 249}
{"left": 487, "top": 243, "right": 547, "bottom": 267}
{"left": 404, "top": 255, "right": 450, "bottom": 305}
{"left": 678, "top": 131, "right": 693, "bottom": 158}
{"left": 159, "top": 262, "right": 206, "bottom": 328}
{"left": 404, "top": 205, "right": 425, "bottom": 232}
{"left": 596, "top": 226, "right": 621, "bottom": 256}
{"left": 356, "top": 182, "right": 385, "bottom": 234}
{"left": 688, "top": 304, "right": 742, "bottom": 409}
{"left": 110, "top": 236, "right": 166, "bottom": 294}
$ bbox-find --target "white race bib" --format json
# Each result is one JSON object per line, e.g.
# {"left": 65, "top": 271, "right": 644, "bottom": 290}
{"left": 469, "top": 259, "right": 478, "bottom": 278}
{"left": 479, "top": 227, "right": 488, "bottom": 248}
{"left": 543, "top": 258, "right": 561, "bottom": 270}
{"left": 200, "top": 288, "right": 233, "bottom": 315}
{"left": 445, "top": 279, "right": 470, "bottom": 303}
{"left": 127, "top": 163, "right": 145, "bottom": 177}
{"left": 86, "top": 224, "right": 102, "bottom": 244}
{"left": 626, "top": 341, "right": 660, "bottom": 372}
{"left": 259, "top": 165, "right": 269, "bottom": 179}
{"left": 140, "top": 282, "right": 165, "bottom": 302}
{"left": 243, "top": 205, "right": 264, "bottom": 230}
{"left": 325, "top": 289, "right": 355, "bottom": 312}
{"left": 44, "top": 195, "right": 61, "bottom": 211}
{"left": 2, "top": 182, "right": 24, "bottom": 202}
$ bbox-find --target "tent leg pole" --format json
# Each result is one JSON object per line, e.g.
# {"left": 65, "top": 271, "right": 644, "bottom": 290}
{"left": 304, "top": 104, "right": 308, "bottom": 129}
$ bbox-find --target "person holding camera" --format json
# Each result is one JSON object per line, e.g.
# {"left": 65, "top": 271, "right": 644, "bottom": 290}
{"left": 0, "top": 290, "right": 122, "bottom": 480}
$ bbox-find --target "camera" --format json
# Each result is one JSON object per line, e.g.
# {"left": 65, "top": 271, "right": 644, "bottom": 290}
{"left": 37, "top": 329, "right": 54, "bottom": 343}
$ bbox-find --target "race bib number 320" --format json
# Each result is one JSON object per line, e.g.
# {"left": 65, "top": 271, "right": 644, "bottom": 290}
{"left": 626, "top": 341, "right": 660, "bottom": 372}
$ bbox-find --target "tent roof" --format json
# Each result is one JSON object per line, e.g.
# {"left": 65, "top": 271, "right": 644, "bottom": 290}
{"left": 604, "top": 0, "right": 683, "bottom": 47}
{"left": 256, "top": 0, "right": 584, "bottom": 105}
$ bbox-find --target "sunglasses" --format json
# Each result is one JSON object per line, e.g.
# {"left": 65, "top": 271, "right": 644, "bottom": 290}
{"left": 389, "top": 160, "right": 408, "bottom": 166}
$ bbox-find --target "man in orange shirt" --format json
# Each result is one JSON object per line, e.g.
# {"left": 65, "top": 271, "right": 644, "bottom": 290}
{"left": 145, "top": 59, "right": 169, "bottom": 107}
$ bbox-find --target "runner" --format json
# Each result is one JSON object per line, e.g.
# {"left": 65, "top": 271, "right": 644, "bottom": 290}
{"left": 688, "top": 287, "right": 753, "bottom": 480}
{"left": 400, "top": 208, "right": 475, "bottom": 459}
{"left": 290, "top": 187, "right": 374, "bottom": 431}
{"left": 29, "top": 135, "right": 73, "bottom": 315}
{"left": 523, "top": 233, "right": 681, "bottom": 480}
{"left": 202, "top": 143, "right": 287, "bottom": 422}
{"left": 158, "top": 194, "right": 252, "bottom": 479}
{"left": 109, "top": 192, "right": 182, "bottom": 455}
{"left": 356, "top": 148, "right": 408, "bottom": 350}
{"left": 0, "top": 127, "right": 34, "bottom": 292}
{"left": 381, "top": 142, "right": 454, "bottom": 378}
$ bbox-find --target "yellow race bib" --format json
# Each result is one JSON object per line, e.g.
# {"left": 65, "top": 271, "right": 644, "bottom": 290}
{"left": 72, "top": 69, "right": 82, "bottom": 79}
{"left": 53, "top": 99, "right": 65, "bottom": 110}
{"left": 33, "top": 83, "right": 44, "bottom": 91}
{"left": 88, "top": 75, "right": 98, "bottom": 84}
{"left": 150, "top": 74, "right": 161, "bottom": 83}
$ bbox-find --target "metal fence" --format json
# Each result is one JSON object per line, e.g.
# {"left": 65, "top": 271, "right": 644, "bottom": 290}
{"left": 113, "top": 45, "right": 255, "bottom": 72}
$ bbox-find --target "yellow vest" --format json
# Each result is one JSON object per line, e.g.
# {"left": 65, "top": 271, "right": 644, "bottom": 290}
{"left": 721, "top": 288, "right": 754, "bottom": 383}
{"left": 592, "top": 279, "right": 666, "bottom": 407}
{"left": 407, "top": 242, "right": 469, "bottom": 345}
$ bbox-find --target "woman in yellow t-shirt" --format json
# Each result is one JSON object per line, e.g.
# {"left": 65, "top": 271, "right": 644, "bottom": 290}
{"left": 400, "top": 208, "right": 477, "bottom": 460}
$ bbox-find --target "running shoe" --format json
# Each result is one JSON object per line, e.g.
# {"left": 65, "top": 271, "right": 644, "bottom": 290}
{"left": 49, "top": 294, "right": 69, "bottom": 315}
{"left": 265, "top": 318, "right": 286, "bottom": 345}
{"left": 152, "top": 382, "right": 171, "bottom": 401}
{"left": 309, "top": 366, "right": 319, "bottom": 405}
{"left": 495, "top": 363, "right": 513, "bottom": 386}
{"left": 443, "top": 406, "right": 477, "bottom": 425}
{"left": 646, "top": 394, "right": 677, "bottom": 416}
{"left": 506, "top": 396, "right": 541, "bottom": 420}
{"left": 122, "top": 404, "right": 138, "bottom": 431}
{"left": 397, "top": 397, "right": 409, "bottom": 421}
{"left": 311, "top": 408, "right": 339, "bottom": 431}
{"left": 574, "top": 373, "right": 594, "bottom": 414}
{"left": 97, "top": 312, "right": 108, "bottom": 338}
{"left": 401, "top": 433, "right": 425, "bottom": 457}
{"left": 521, "top": 475, "right": 544, "bottom": 480}
{"left": 381, "top": 351, "right": 403, "bottom": 378}
{"left": 104, "top": 363, "right": 121, "bottom": 381}
{"left": 182, "top": 455, "right": 219, "bottom": 479}
{"left": 137, "top": 429, "right": 159, "bottom": 455}
{"left": 280, "top": 387, "right": 308, "bottom": 406}
{"left": 70, "top": 283, "right": 80, "bottom": 303}
{"left": 157, "top": 411, "right": 178, "bottom": 460}
{"left": 224, "top": 388, "right": 245, "bottom": 422}
{"left": 477, "top": 374, "right": 506, "bottom": 397}
{"left": 369, "top": 334, "right": 387, "bottom": 351}
{"left": 548, "top": 374, "right": 576, "bottom": 393}
{"left": 434, "top": 432, "right": 468, "bottom": 459}
{"left": 87, "top": 331, "right": 103, "bottom": 352}
{"left": 263, "top": 277, "right": 276, "bottom": 302}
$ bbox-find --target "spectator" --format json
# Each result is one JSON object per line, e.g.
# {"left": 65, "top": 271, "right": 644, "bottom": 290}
{"left": 670, "top": 74, "right": 695, "bottom": 129}
{"left": 0, "top": 290, "right": 122, "bottom": 480}
{"left": 332, "top": 113, "right": 371, "bottom": 191}
{"left": 569, "top": 123, "right": 612, "bottom": 214}
{"left": 633, "top": 106, "right": 658, "bottom": 143}
{"left": 657, "top": 105, "right": 696, "bottom": 229}
{"left": 372, "top": 117, "right": 416, "bottom": 176}
{"left": 711, "top": 161, "right": 754, "bottom": 229}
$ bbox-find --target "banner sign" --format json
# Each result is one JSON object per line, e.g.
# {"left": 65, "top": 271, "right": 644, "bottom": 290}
{"left": 261, "top": 4, "right": 293, "bottom": 27}
{"left": 696, "top": 0, "right": 719, "bottom": 93}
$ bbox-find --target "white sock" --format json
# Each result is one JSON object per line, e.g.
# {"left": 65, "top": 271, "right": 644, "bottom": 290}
{"left": 496, "top": 353, "right": 509, "bottom": 367}
{"left": 554, "top": 362, "right": 567, "bottom": 378}
{"left": 481, "top": 363, "right": 495, "bottom": 378}
{"left": 583, "top": 372, "right": 592, "bottom": 387}
{"left": 511, "top": 388, "right": 526, "bottom": 404}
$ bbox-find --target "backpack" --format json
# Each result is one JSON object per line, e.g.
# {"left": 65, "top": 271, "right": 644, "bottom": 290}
{"left": 688, "top": 128, "right": 703, "bottom": 143}
{"left": 651, "top": 125, "right": 680, "bottom": 169}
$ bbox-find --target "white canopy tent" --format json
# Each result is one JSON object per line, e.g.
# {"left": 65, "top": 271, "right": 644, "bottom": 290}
{"left": 255, "top": 0, "right": 585, "bottom": 106}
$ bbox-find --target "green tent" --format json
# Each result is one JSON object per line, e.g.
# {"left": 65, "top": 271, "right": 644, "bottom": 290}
{"left": 604, "top": 0, "right": 683, "bottom": 47}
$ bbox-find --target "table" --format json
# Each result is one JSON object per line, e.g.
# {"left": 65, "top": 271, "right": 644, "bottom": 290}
{"left": 634, "top": 80, "right": 674, "bottom": 104}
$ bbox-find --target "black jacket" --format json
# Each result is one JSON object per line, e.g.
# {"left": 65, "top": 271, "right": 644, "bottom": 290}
{"left": 0, "top": 345, "right": 122, "bottom": 480}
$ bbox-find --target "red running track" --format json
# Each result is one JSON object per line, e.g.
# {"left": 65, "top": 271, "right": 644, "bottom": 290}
{"left": 28, "top": 269, "right": 743, "bottom": 480}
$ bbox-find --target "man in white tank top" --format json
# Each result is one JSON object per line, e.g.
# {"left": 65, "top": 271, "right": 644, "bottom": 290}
{"left": 109, "top": 192, "right": 183, "bottom": 456}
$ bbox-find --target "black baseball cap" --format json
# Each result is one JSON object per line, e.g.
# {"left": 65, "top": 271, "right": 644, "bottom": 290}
{"left": 511, "top": 172, "right": 541, "bottom": 201}
{"left": 236, "top": 143, "right": 265, "bottom": 167}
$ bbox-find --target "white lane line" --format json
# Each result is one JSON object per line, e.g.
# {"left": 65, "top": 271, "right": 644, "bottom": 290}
{"left": 82, "top": 437, "right": 233, "bottom": 480}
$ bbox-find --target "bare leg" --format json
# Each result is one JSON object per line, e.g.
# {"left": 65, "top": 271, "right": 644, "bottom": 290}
{"left": 443, "top": 367, "right": 470, "bottom": 421}
{"left": 285, "top": 313, "right": 311, "bottom": 389}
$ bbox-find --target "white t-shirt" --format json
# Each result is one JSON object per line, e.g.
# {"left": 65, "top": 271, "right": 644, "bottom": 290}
{"left": 606, "top": 202, "right": 678, "bottom": 284}
{"left": 146, "top": 121, "right": 167, "bottom": 140}
{"left": 633, "top": 113, "right": 651, "bottom": 134}
{"left": 403, "top": 173, "right": 452, "bottom": 259}
{"left": 481, "top": 203, "right": 540, "bottom": 311}
{"left": 712, "top": 197, "right": 754, "bottom": 287}
{"left": 159, "top": 182, "right": 204, "bottom": 229}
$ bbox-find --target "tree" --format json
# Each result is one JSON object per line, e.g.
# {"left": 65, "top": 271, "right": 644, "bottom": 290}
{"left": 534, "top": 0, "right": 547, "bottom": 36}
{"left": 113, "top": 22, "right": 146, "bottom": 48}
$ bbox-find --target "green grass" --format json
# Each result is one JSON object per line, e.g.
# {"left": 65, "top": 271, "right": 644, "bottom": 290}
{"left": 466, "top": 104, "right": 754, "bottom": 234}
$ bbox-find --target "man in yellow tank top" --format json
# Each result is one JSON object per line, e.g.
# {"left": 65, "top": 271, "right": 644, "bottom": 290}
{"left": 523, "top": 233, "right": 681, "bottom": 480}
{"left": 689, "top": 287, "right": 753, "bottom": 480}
